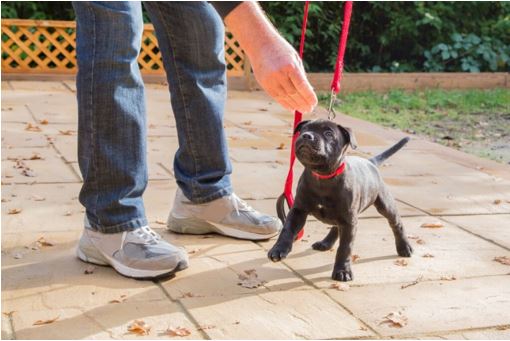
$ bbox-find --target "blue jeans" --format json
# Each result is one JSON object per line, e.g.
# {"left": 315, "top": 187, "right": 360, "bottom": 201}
{"left": 73, "top": 1, "right": 232, "bottom": 233}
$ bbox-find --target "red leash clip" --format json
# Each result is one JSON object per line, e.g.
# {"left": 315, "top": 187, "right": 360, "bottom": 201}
{"left": 277, "top": 1, "right": 353, "bottom": 241}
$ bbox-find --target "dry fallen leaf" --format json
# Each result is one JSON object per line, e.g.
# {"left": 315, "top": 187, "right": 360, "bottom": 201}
{"left": 8, "top": 208, "right": 22, "bottom": 215}
{"left": 422, "top": 253, "right": 435, "bottom": 258}
{"left": 33, "top": 316, "right": 59, "bottom": 326}
{"left": 237, "top": 269, "right": 266, "bottom": 289}
{"left": 493, "top": 199, "right": 502, "bottom": 205}
{"left": 400, "top": 275, "right": 423, "bottom": 289}
{"left": 84, "top": 265, "right": 96, "bottom": 274}
{"left": 25, "top": 123, "right": 42, "bottom": 132}
{"left": 29, "top": 153, "right": 43, "bottom": 160}
{"left": 243, "top": 121, "right": 252, "bottom": 125}
{"left": 379, "top": 311, "right": 408, "bottom": 328}
{"left": 39, "top": 119, "right": 49, "bottom": 125}
{"left": 351, "top": 254, "right": 361, "bottom": 263}
{"left": 127, "top": 320, "right": 151, "bottom": 336}
{"left": 394, "top": 259, "right": 408, "bottom": 267}
{"left": 37, "top": 237, "right": 54, "bottom": 247}
{"left": 163, "top": 327, "right": 191, "bottom": 337}
{"left": 155, "top": 220, "right": 166, "bottom": 225}
{"left": 329, "top": 283, "right": 350, "bottom": 291}
{"left": 416, "top": 238, "right": 426, "bottom": 245}
{"left": 59, "top": 130, "right": 76, "bottom": 136}
{"left": 276, "top": 143, "right": 285, "bottom": 150}
{"left": 21, "top": 168, "right": 36, "bottom": 177}
{"left": 493, "top": 256, "right": 510, "bottom": 266}
{"left": 3, "top": 311, "right": 15, "bottom": 318}
{"left": 421, "top": 222, "right": 443, "bottom": 228}
{"left": 496, "top": 325, "right": 510, "bottom": 331}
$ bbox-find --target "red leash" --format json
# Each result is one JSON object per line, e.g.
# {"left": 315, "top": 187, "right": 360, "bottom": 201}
{"left": 277, "top": 1, "right": 353, "bottom": 241}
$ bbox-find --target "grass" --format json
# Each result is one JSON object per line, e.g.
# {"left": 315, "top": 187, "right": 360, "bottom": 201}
{"left": 319, "top": 88, "right": 510, "bottom": 163}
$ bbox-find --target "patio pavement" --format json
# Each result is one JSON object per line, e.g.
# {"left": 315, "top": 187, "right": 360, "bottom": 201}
{"left": 1, "top": 80, "right": 510, "bottom": 339}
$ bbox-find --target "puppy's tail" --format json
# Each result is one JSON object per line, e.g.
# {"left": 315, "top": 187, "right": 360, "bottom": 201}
{"left": 369, "top": 137, "right": 410, "bottom": 166}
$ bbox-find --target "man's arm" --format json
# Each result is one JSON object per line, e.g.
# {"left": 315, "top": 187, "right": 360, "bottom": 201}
{"left": 224, "top": 2, "right": 317, "bottom": 113}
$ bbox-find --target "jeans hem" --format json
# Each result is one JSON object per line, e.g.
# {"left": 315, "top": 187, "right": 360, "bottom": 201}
{"left": 86, "top": 217, "right": 148, "bottom": 234}
{"left": 189, "top": 186, "right": 232, "bottom": 204}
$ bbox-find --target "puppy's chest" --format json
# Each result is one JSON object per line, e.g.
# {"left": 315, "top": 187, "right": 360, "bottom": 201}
{"left": 309, "top": 197, "right": 339, "bottom": 225}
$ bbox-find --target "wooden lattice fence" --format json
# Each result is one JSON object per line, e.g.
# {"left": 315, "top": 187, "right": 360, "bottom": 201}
{"left": 1, "top": 19, "right": 248, "bottom": 76}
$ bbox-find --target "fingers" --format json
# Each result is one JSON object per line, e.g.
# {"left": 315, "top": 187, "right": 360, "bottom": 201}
{"left": 287, "top": 65, "right": 318, "bottom": 109}
{"left": 275, "top": 83, "right": 302, "bottom": 112}
{"left": 272, "top": 63, "right": 317, "bottom": 113}
{"left": 278, "top": 71, "right": 314, "bottom": 113}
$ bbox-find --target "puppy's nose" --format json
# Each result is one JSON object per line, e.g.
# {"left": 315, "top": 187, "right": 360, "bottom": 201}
{"left": 302, "top": 132, "right": 314, "bottom": 141}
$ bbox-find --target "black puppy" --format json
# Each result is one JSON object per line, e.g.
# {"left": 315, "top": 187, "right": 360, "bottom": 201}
{"left": 268, "top": 119, "right": 413, "bottom": 281}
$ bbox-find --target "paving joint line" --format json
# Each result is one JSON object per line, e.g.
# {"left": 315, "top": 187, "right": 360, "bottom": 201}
{"left": 153, "top": 281, "right": 210, "bottom": 340}
{"left": 61, "top": 81, "right": 75, "bottom": 94}
{"left": 395, "top": 198, "right": 510, "bottom": 251}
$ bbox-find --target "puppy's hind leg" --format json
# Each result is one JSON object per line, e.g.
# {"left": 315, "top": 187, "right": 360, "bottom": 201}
{"left": 312, "top": 226, "right": 339, "bottom": 251}
{"left": 374, "top": 187, "right": 413, "bottom": 257}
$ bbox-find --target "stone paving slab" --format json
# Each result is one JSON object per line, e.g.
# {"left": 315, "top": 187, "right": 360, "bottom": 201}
{"left": 441, "top": 214, "right": 510, "bottom": 249}
{"left": 385, "top": 172, "right": 510, "bottom": 215}
{"left": 326, "top": 275, "right": 510, "bottom": 337}
{"left": 181, "top": 290, "right": 374, "bottom": 339}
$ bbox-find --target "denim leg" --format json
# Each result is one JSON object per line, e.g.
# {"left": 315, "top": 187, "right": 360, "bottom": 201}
{"left": 144, "top": 2, "right": 232, "bottom": 204}
{"left": 73, "top": 1, "right": 148, "bottom": 233}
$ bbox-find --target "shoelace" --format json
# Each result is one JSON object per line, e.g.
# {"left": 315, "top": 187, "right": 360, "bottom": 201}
{"left": 125, "top": 226, "right": 162, "bottom": 246}
{"left": 231, "top": 193, "right": 255, "bottom": 216}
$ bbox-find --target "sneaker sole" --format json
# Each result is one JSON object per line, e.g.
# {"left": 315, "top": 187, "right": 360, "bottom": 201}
{"left": 76, "top": 246, "right": 188, "bottom": 279}
{"left": 167, "top": 215, "right": 280, "bottom": 241}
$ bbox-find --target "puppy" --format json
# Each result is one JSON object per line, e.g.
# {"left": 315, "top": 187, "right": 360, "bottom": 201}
{"left": 268, "top": 119, "right": 413, "bottom": 281}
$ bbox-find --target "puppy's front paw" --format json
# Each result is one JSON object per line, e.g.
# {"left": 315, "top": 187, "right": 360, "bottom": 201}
{"left": 312, "top": 240, "right": 334, "bottom": 251}
{"left": 397, "top": 241, "right": 414, "bottom": 257}
{"left": 332, "top": 268, "right": 353, "bottom": 282}
{"left": 268, "top": 243, "right": 291, "bottom": 262}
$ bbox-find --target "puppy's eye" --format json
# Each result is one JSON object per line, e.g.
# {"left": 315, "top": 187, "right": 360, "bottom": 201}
{"left": 324, "top": 130, "right": 334, "bottom": 138}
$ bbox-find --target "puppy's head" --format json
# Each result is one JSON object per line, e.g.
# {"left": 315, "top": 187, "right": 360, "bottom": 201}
{"left": 294, "top": 119, "right": 357, "bottom": 172}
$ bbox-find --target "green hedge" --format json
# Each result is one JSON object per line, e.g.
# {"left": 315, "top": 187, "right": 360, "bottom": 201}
{"left": 2, "top": 1, "right": 509, "bottom": 72}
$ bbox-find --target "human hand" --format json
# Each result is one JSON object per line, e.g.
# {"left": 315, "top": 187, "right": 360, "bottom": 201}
{"left": 224, "top": 2, "right": 317, "bottom": 113}
{"left": 249, "top": 35, "right": 317, "bottom": 113}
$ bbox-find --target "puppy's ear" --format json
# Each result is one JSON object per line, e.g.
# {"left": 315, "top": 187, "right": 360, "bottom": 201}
{"left": 294, "top": 120, "right": 310, "bottom": 135}
{"left": 338, "top": 125, "right": 358, "bottom": 150}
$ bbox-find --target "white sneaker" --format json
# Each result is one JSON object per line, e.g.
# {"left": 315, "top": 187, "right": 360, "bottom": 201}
{"left": 167, "top": 189, "right": 282, "bottom": 240}
{"left": 77, "top": 219, "right": 188, "bottom": 279}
